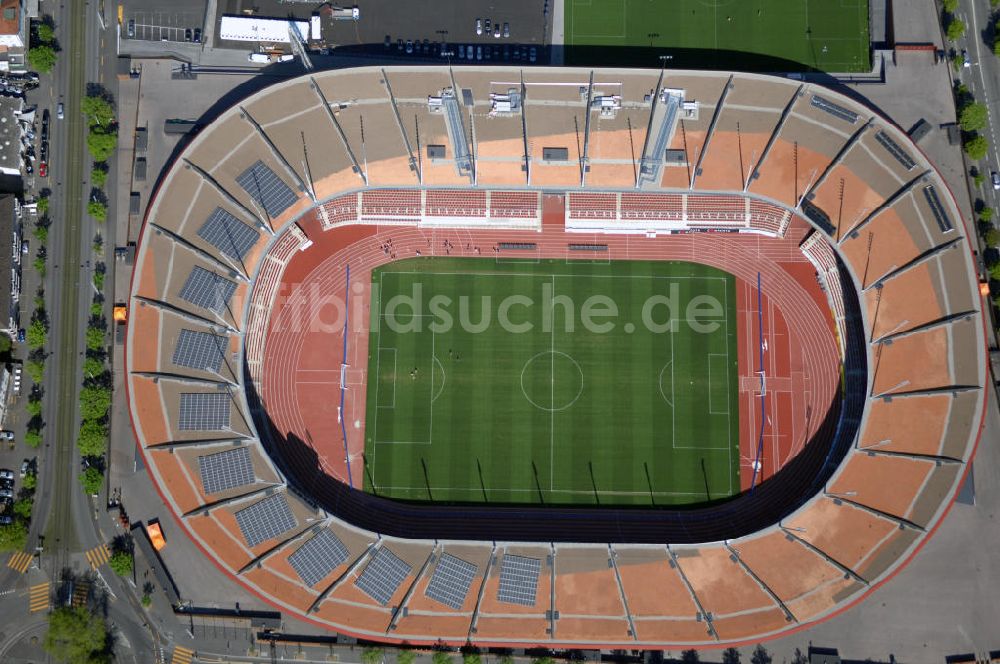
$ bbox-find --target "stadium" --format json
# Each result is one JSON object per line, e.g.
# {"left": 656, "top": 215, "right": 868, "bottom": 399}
{"left": 126, "top": 66, "right": 986, "bottom": 647}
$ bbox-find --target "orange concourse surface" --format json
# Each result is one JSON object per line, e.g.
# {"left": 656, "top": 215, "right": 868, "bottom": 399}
{"left": 125, "top": 66, "right": 986, "bottom": 648}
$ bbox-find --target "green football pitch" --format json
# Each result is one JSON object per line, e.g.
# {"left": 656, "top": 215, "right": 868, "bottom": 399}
{"left": 363, "top": 257, "right": 740, "bottom": 507}
{"left": 564, "top": 0, "right": 870, "bottom": 73}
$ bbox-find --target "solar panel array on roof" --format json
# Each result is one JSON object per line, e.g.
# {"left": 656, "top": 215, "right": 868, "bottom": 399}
{"left": 198, "top": 446, "right": 255, "bottom": 494}
{"left": 923, "top": 185, "right": 954, "bottom": 233}
{"left": 497, "top": 554, "right": 540, "bottom": 606}
{"left": 355, "top": 547, "right": 411, "bottom": 606}
{"left": 236, "top": 160, "right": 299, "bottom": 218}
{"left": 172, "top": 329, "right": 227, "bottom": 372}
{"left": 425, "top": 553, "right": 477, "bottom": 610}
{"left": 874, "top": 131, "right": 916, "bottom": 171}
{"left": 197, "top": 207, "right": 260, "bottom": 261}
{"left": 810, "top": 95, "right": 859, "bottom": 124}
{"left": 178, "top": 392, "right": 231, "bottom": 431}
{"left": 288, "top": 529, "right": 351, "bottom": 587}
{"left": 178, "top": 266, "right": 238, "bottom": 314}
{"left": 234, "top": 493, "right": 298, "bottom": 548}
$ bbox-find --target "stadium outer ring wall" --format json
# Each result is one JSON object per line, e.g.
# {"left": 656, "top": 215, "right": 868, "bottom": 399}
{"left": 124, "top": 66, "right": 988, "bottom": 648}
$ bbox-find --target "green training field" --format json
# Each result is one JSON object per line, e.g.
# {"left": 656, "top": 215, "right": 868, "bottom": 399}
{"left": 363, "top": 257, "right": 739, "bottom": 507}
{"left": 564, "top": 0, "right": 870, "bottom": 73}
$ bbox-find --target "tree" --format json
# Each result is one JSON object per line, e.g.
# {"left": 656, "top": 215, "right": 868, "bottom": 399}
{"left": 86, "top": 127, "right": 117, "bottom": 162}
{"left": 83, "top": 356, "right": 105, "bottom": 378}
{"left": 77, "top": 420, "right": 108, "bottom": 457}
{"left": 25, "top": 397, "right": 42, "bottom": 418}
{"left": 44, "top": 605, "right": 111, "bottom": 664}
{"left": 433, "top": 652, "right": 453, "bottom": 664}
{"left": 0, "top": 521, "right": 27, "bottom": 551}
{"left": 749, "top": 644, "right": 772, "bottom": 664}
{"left": 990, "top": 261, "right": 1000, "bottom": 281}
{"left": 463, "top": 654, "right": 481, "bottom": 664}
{"left": 108, "top": 550, "right": 133, "bottom": 576}
{"left": 960, "top": 102, "right": 989, "bottom": 132}
{"left": 680, "top": 651, "right": 700, "bottom": 664}
{"left": 986, "top": 228, "right": 1000, "bottom": 247}
{"left": 722, "top": 648, "right": 742, "bottom": 664}
{"left": 33, "top": 256, "right": 46, "bottom": 277}
{"left": 79, "top": 384, "right": 111, "bottom": 420}
{"left": 12, "top": 497, "right": 32, "bottom": 519}
{"left": 33, "top": 223, "right": 48, "bottom": 243}
{"left": 496, "top": 656, "right": 514, "bottom": 664}
{"left": 947, "top": 17, "right": 966, "bottom": 41}
{"left": 24, "top": 318, "right": 49, "bottom": 350}
{"left": 980, "top": 206, "right": 995, "bottom": 223}
{"left": 25, "top": 359, "right": 44, "bottom": 383}
{"left": 86, "top": 325, "right": 105, "bottom": 352}
{"left": 79, "top": 466, "right": 103, "bottom": 495}
{"left": 994, "top": 33, "right": 1000, "bottom": 57}
{"left": 36, "top": 23, "right": 55, "bottom": 44}
{"left": 87, "top": 200, "right": 107, "bottom": 222}
{"left": 81, "top": 96, "right": 115, "bottom": 127}
{"left": 23, "top": 472, "right": 37, "bottom": 490}
{"left": 141, "top": 593, "right": 152, "bottom": 607}
{"left": 965, "top": 134, "right": 989, "bottom": 160}
{"left": 361, "top": 648, "right": 384, "bottom": 664}
{"left": 37, "top": 196, "right": 49, "bottom": 215}
{"left": 90, "top": 165, "right": 107, "bottom": 188}
{"left": 397, "top": 651, "right": 415, "bottom": 664}
{"left": 24, "top": 429, "right": 41, "bottom": 449}
{"left": 27, "top": 45, "right": 56, "bottom": 73}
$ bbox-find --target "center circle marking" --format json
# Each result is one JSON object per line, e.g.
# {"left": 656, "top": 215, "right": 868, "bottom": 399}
{"left": 520, "top": 351, "right": 585, "bottom": 412}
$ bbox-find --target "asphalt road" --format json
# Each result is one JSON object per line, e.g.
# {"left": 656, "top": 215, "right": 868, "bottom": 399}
{"left": 0, "top": 1, "right": 156, "bottom": 660}
{"left": 959, "top": 0, "right": 1000, "bottom": 207}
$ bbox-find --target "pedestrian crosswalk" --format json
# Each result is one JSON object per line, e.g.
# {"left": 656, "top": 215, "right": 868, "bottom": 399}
{"left": 28, "top": 582, "right": 49, "bottom": 613}
{"left": 85, "top": 544, "right": 111, "bottom": 570}
{"left": 7, "top": 550, "right": 32, "bottom": 573}
{"left": 171, "top": 645, "right": 195, "bottom": 664}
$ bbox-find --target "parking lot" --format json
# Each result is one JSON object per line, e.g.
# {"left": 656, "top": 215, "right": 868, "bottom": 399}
{"left": 216, "top": 0, "right": 550, "bottom": 62}
{"left": 122, "top": 0, "right": 207, "bottom": 43}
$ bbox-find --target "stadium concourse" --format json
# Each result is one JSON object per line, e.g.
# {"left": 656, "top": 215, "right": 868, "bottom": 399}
{"left": 125, "top": 66, "right": 986, "bottom": 647}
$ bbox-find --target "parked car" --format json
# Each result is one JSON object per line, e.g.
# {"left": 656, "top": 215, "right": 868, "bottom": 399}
{"left": 38, "top": 161, "right": 46, "bottom": 178}
{"left": 503, "top": 45, "right": 510, "bottom": 60}
{"left": 0, "top": 469, "right": 13, "bottom": 480}
{"left": 384, "top": 34, "right": 391, "bottom": 48}
{"left": 476, "top": 45, "right": 483, "bottom": 60}
{"left": 19, "top": 460, "right": 28, "bottom": 477}
{"left": 503, "top": 22, "right": 510, "bottom": 38}
{"left": 962, "top": 50, "right": 971, "bottom": 68}
{"left": 397, "top": 38, "right": 403, "bottom": 51}
{"left": 992, "top": 172, "right": 1000, "bottom": 190}
{"left": 193, "top": 27, "right": 201, "bottom": 43}
{"left": 0, "top": 515, "right": 11, "bottom": 525}
{"left": 127, "top": 19, "right": 135, "bottom": 38}
{"left": 0, "top": 489, "right": 12, "bottom": 499}
{"left": 475, "top": 18, "right": 482, "bottom": 35}
{"left": 184, "top": 28, "right": 192, "bottom": 42}
{"left": 20, "top": 241, "right": 26, "bottom": 254}
{"left": 405, "top": 40, "right": 413, "bottom": 54}
{"left": 423, "top": 38, "right": 430, "bottom": 54}
{"left": 529, "top": 46, "right": 537, "bottom": 63}
{"left": 484, "top": 18, "right": 491, "bottom": 34}
{"left": 494, "top": 23, "right": 501, "bottom": 38}
{"left": 56, "top": 103, "right": 64, "bottom": 119}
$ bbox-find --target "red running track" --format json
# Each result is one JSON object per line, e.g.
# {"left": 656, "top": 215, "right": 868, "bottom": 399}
{"left": 258, "top": 206, "right": 840, "bottom": 499}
